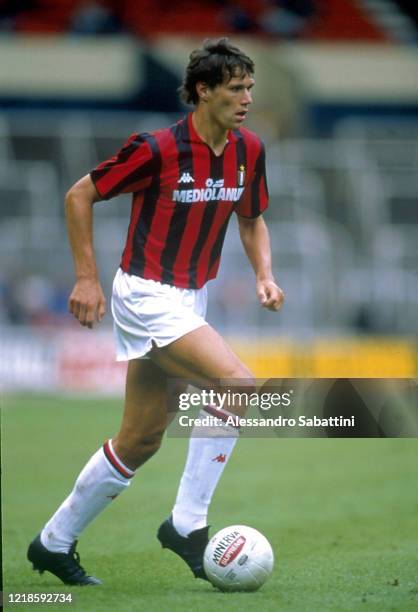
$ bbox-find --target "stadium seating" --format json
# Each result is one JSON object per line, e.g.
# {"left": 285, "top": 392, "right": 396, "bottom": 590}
{"left": 9, "top": 0, "right": 391, "bottom": 41}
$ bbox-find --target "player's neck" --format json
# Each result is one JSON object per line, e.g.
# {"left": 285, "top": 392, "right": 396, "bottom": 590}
{"left": 192, "top": 109, "right": 228, "bottom": 156}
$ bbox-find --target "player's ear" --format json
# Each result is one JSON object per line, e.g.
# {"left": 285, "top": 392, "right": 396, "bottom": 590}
{"left": 196, "top": 81, "right": 210, "bottom": 102}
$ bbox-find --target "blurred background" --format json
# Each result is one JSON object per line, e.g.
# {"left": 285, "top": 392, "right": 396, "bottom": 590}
{"left": 0, "top": 0, "right": 417, "bottom": 392}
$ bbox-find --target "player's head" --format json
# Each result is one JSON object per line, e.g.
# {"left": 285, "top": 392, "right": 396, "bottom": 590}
{"left": 180, "top": 38, "right": 255, "bottom": 129}
{"left": 180, "top": 38, "right": 254, "bottom": 105}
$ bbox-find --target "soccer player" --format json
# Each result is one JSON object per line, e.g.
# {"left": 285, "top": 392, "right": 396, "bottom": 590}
{"left": 27, "top": 38, "right": 284, "bottom": 585}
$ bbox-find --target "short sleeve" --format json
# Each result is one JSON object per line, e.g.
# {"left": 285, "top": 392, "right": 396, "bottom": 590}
{"left": 90, "top": 133, "right": 155, "bottom": 200}
{"left": 235, "top": 143, "right": 268, "bottom": 218}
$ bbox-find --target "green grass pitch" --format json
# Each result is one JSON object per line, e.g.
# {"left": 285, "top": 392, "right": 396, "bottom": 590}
{"left": 2, "top": 394, "right": 417, "bottom": 611}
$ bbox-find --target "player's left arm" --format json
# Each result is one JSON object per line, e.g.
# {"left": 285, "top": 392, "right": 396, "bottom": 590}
{"left": 238, "top": 215, "right": 284, "bottom": 312}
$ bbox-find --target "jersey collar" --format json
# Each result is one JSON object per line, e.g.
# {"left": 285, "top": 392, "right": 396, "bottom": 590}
{"left": 181, "top": 112, "right": 238, "bottom": 144}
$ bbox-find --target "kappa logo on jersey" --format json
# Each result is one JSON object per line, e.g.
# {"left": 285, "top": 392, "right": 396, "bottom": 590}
{"left": 173, "top": 176, "right": 244, "bottom": 204}
{"left": 178, "top": 172, "right": 195, "bottom": 184}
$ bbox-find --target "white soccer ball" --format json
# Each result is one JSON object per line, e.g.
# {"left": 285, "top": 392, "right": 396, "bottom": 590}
{"left": 203, "top": 525, "right": 274, "bottom": 592}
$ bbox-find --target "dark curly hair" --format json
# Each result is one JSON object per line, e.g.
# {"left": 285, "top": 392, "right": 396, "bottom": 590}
{"left": 179, "top": 38, "right": 255, "bottom": 106}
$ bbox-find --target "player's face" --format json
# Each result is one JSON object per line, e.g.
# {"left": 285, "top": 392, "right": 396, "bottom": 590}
{"left": 205, "top": 71, "right": 255, "bottom": 130}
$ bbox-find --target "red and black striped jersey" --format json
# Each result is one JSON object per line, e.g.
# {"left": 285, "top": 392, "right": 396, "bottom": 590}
{"left": 90, "top": 113, "right": 268, "bottom": 289}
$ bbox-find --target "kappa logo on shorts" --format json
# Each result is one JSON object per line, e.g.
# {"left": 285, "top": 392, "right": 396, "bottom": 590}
{"left": 178, "top": 172, "right": 195, "bottom": 184}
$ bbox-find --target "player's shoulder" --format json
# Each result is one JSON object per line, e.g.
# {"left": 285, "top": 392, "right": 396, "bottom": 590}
{"left": 118, "top": 131, "right": 152, "bottom": 153}
{"left": 119, "top": 124, "right": 175, "bottom": 156}
{"left": 234, "top": 126, "right": 265, "bottom": 152}
{"left": 140, "top": 120, "right": 184, "bottom": 152}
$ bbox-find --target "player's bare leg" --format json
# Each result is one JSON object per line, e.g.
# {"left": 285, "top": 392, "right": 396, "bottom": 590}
{"left": 27, "top": 359, "right": 175, "bottom": 585}
{"left": 151, "top": 324, "right": 255, "bottom": 410}
{"left": 28, "top": 327, "right": 254, "bottom": 584}
{"left": 152, "top": 324, "right": 254, "bottom": 579}
{"left": 111, "top": 350, "right": 217, "bottom": 468}
{"left": 111, "top": 360, "right": 173, "bottom": 470}
{"left": 27, "top": 339, "right": 220, "bottom": 586}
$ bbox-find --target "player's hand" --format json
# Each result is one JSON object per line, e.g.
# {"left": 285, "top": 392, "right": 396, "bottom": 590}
{"left": 257, "top": 279, "right": 284, "bottom": 312}
{"left": 68, "top": 277, "right": 106, "bottom": 329}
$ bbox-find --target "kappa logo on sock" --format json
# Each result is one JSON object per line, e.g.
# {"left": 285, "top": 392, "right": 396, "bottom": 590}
{"left": 212, "top": 453, "right": 227, "bottom": 463}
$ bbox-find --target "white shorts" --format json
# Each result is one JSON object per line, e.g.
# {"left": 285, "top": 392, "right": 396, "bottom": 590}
{"left": 111, "top": 268, "right": 208, "bottom": 361}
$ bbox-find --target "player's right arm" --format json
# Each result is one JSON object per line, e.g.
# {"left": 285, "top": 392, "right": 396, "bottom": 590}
{"left": 65, "top": 174, "right": 106, "bottom": 329}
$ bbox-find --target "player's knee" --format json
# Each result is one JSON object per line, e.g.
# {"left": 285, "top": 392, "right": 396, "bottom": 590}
{"left": 222, "top": 362, "right": 254, "bottom": 382}
{"left": 218, "top": 364, "right": 256, "bottom": 417}
{"left": 225, "top": 364, "right": 256, "bottom": 393}
{"left": 113, "top": 431, "right": 163, "bottom": 469}
{"left": 136, "top": 432, "right": 163, "bottom": 462}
